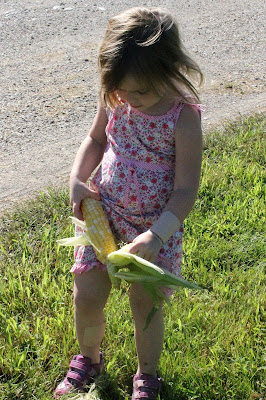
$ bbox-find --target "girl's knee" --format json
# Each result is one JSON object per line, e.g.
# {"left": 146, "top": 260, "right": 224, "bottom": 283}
{"left": 74, "top": 290, "right": 102, "bottom": 312}
{"left": 74, "top": 269, "right": 111, "bottom": 312}
{"left": 129, "top": 283, "right": 163, "bottom": 316}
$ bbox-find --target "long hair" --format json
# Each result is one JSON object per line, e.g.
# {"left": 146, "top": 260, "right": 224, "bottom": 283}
{"left": 98, "top": 7, "right": 203, "bottom": 109}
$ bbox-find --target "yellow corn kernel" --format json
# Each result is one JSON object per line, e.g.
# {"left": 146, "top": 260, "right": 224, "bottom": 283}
{"left": 81, "top": 197, "right": 117, "bottom": 264}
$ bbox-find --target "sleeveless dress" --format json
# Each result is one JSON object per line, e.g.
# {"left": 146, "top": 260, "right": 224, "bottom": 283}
{"left": 71, "top": 100, "right": 203, "bottom": 295}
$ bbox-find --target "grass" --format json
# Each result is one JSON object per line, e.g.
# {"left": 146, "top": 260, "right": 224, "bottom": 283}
{"left": 0, "top": 115, "right": 265, "bottom": 400}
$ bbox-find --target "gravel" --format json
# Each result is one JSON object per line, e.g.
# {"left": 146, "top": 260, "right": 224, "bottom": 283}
{"left": 0, "top": 0, "right": 265, "bottom": 213}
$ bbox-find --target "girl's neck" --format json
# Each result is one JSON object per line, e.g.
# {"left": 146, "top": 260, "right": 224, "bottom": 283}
{"left": 135, "top": 95, "right": 176, "bottom": 116}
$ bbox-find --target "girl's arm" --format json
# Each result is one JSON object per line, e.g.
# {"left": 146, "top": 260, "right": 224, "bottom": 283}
{"left": 129, "top": 104, "right": 202, "bottom": 261}
{"left": 70, "top": 103, "right": 108, "bottom": 220}
{"left": 164, "top": 104, "right": 202, "bottom": 221}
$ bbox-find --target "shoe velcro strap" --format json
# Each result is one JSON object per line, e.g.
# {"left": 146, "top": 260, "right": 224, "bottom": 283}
{"left": 135, "top": 379, "right": 161, "bottom": 390}
{"left": 133, "top": 391, "right": 158, "bottom": 399}
{"left": 69, "top": 360, "right": 97, "bottom": 376}
{"left": 66, "top": 370, "right": 86, "bottom": 385}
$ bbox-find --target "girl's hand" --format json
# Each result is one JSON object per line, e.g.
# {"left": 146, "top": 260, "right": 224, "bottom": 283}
{"left": 70, "top": 176, "right": 100, "bottom": 220}
{"left": 128, "top": 231, "right": 162, "bottom": 263}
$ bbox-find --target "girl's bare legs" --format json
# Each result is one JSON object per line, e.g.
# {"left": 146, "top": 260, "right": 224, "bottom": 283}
{"left": 74, "top": 268, "right": 111, "bottom": 364}
{"left": 129, "top": 283, "right": 164, "bottom": 376}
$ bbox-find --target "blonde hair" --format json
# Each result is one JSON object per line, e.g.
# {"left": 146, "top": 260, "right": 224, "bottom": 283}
{"left": 98, "top": 7, "right": 203, "bottom": 109}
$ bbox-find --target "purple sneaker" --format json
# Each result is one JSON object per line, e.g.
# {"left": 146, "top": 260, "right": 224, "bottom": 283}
{"left": 54, "top": 353, "right": 103, "bottom": 398}
{"left": 132, "top": 373, "right": 162, "bottom": 399}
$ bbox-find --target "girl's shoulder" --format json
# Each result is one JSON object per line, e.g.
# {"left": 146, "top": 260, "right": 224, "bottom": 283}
{"left": 178, "top": 93, "right": 206, "bottom": 113}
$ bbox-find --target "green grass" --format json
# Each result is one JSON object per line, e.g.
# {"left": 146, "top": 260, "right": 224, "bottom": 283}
{"left": 0, "top": 115, "right": 265, "bottom": 400}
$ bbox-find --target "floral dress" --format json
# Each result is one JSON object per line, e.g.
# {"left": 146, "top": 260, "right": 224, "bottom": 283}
{"left": 71, "top": 100, "right": 202, "bottom": 294}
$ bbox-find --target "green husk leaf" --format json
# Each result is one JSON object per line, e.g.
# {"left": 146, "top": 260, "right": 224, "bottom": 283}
{"left": 107, "top": 245, "right": 206, "bottom": 329}
{"left": 57, "top": 235, "right": 90, "bottom": 246}
{"left": 57, "top": 231, "right": 101, "bottom": 256}
{"left": 69, "top": 216, "right": 86, "bottom": 230}
{"left": 58, "top": 217, "right": 101, "bottom": 255}
{"left": 114, "top": 271, "right": 162, "bottom": 283}
{"left": 140, "top": 284, "right": 160, "bottom": 306}
{"left": 143, "top": 306, "right": 159, "bottom": 332}
{"left": 141, "top": 284, "right": 171, "bottom": 307}
{"left": 107, "top": 251, "right": 132, "bottom": 266}
{"left": 107, "top": 246, "right": 205, "bottom": 291}
{"left": 106, "top": 262, "right": 121, "bottom": 289}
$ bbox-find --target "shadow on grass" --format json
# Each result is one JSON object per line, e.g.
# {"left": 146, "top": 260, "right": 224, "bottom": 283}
{"left": 70, "top": 372, "right": 126, "bottom": 400}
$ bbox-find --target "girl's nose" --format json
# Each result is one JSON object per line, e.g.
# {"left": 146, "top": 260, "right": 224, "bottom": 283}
{"left": 115, "top": 90, "right": 140, "bottom": 106}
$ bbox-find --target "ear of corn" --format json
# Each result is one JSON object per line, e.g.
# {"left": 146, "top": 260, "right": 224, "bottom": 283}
{"left": 81, "top": 197, "right": 117, "bottom": 264}
{"left": 58, "top": 203, "right": 207, "bottom": 317}
{"left": 57, "top": 197, "right": 118, "bottom": 269}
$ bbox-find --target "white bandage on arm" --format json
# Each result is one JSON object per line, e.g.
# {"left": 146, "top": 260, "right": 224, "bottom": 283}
{"left": 149, "top": 211, "right": 181, "bottom": 245}
{"left": 83, "top": 323, "right": 106, "bottom": 347}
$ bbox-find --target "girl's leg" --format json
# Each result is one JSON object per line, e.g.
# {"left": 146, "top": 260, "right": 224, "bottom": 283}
{"left": 74, "top": 267, "right": 112, "bottom": 363}
{"left": 129, "top": 283, "right": 164, "bottom": 376}
{"left": 54, "top": 267, "right": 111, "bottom": 397}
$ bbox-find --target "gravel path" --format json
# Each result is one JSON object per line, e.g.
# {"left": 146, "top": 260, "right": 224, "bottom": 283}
{"left": 0, "top": 0, "right": 265, "bottom": 213}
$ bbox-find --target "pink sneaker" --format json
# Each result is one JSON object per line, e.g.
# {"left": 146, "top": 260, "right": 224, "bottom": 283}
{"left": 54, "top": 353, "right": 103, "bottom": 398}
{"left": 132, "top": 373, "right": 162, "bottom": 399}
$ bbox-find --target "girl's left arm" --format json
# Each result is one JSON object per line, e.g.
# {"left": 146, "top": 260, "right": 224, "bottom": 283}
{"left": 164, "top": 103, "right": 202, "bottom": 221}
{"left": 128, "top": 104, "right": 202, "bottom": 262}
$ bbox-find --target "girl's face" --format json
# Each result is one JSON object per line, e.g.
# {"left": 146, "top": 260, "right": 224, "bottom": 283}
{"left": 115, "top": 75, "right": 162, "bottom": 113}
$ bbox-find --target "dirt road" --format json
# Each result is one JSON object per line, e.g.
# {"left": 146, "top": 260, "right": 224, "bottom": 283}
{"left": 0, "top": 0, "right": 265, "bottom": 213}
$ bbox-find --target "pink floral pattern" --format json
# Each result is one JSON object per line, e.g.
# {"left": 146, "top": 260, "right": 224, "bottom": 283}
{"left": 71, "top": 100, "right": 202, "bottom": 295}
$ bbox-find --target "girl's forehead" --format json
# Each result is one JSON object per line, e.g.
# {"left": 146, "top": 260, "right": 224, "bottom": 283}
{"left": 118, "top": 75, "right": 148, "bottom": 92}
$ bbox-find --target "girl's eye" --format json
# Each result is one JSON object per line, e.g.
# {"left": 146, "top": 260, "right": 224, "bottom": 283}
{"left": 138, "top": 90, "right": 149, "bottom": 95}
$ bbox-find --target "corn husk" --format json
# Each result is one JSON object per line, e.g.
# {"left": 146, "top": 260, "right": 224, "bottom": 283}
{"left": 57, "top": 217, "right": 94, "bottom": 247}
{"left": 107, "top": 244, "right": 206, "bottom": 329}
{"left": 58, "top": 220, "right": 207, "bottom": 329}
{"left": 58, "top": 216, "right": 120, "bottom": 287}
{"left": 107, "top": 244, "right": 204, "bottom": 291}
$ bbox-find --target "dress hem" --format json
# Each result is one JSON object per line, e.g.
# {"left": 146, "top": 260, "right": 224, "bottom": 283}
{"left": 70, "top": 262, "right": 107, "bottom": 274}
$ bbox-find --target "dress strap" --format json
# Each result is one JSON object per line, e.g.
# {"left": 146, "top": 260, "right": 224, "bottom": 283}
{"left": 171, "top": 100, "right": 206, "bottom": 126}
{"left": 183, "top": 93, "right": 206, "bottom": 118}
{"left": 187, "top": 103, "right": 206, "bottom": 115}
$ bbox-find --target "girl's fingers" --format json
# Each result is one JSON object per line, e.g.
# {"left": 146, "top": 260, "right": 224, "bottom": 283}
{"left": 87, "top": 189, "right": 100, "bottom": 200}
{"left": 72, "top": 187, "right": 101, "bottom": 220}
{"left": 73, "top": 201, "right": 84, "bottom": 220}
{"left": 128, "top": 242, "right": 140, "bottom": 254}
{"left": 129, "top": 232, "right": 161, "bottom": 261}
{"left": 130, "top": 245, "right": 152, "bottom": 261}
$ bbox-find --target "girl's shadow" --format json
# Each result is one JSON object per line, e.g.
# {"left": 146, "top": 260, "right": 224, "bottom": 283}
{"left": 75, "top": 372, "right": 127, "bottom": 400}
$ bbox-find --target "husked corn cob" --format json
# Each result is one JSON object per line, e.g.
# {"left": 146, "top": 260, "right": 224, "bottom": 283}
{"left": 81, "top": 197, "right": 117, "bottom": 264}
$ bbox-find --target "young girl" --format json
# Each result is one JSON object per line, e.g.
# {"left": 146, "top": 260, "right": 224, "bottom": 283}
{"left": 54, "top": 7, "right": 204, "bottom": 399}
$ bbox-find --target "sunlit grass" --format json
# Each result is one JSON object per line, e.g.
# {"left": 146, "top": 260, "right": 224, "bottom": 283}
{"left": 0, "top": 115, "right": 265, "bottom": 399}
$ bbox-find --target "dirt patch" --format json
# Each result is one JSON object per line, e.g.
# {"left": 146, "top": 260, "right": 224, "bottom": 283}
{"left": 0, "top": 0, "right": 265, "bottom": 214}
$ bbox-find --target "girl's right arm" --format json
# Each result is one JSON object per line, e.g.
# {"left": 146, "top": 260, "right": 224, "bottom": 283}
{"left": 70, "top": 103, "right": 108, "bottom": 220}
